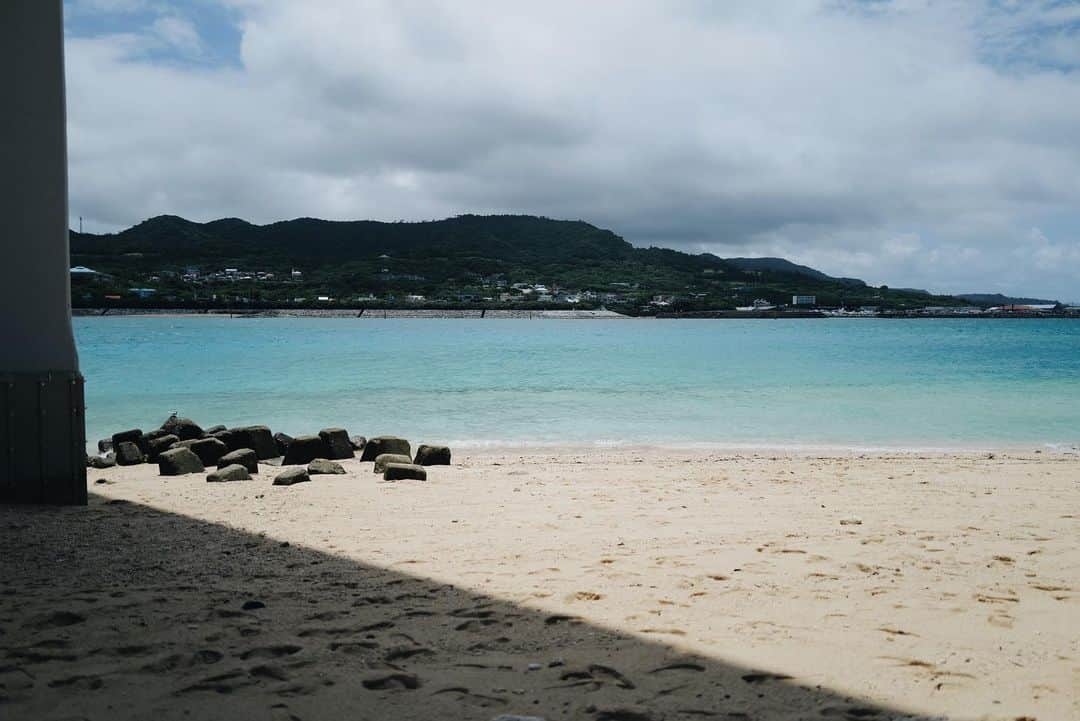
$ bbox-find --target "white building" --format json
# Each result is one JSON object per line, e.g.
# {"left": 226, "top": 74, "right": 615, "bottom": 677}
{"left": 736, "top": 299, "right": 776, "bottom": 311}
{"left": 792, "top": 295, "right": 817, "bottom": 306}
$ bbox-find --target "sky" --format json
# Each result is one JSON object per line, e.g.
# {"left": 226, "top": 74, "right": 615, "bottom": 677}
{"left": 64, "top": 0, "right": 1080, "bottom": 300}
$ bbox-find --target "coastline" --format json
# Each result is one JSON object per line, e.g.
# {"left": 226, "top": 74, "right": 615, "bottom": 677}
{"left": 444, "top": 440, "right": 1080, "bottom": 456}
{"left": 72, "top": 308, "right": 634, "bottom": 319}
{"left": 72, "top": 307, "right": 1080, "bottom": 319}
{"left": 5, "top": 448, "right": 1077, "bottom": 720}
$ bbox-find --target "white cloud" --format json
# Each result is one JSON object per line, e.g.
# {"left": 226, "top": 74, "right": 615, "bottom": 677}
{"left": 150, "top": 15, "right": 203, "bottom": 55}
{"left": 64, "top": 0, "right": 1080, "bottom": 299}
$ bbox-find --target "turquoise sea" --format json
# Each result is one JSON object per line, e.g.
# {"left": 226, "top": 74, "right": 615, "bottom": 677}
{"left": 74, "top": 318, "right": 1080, "bottom": 451}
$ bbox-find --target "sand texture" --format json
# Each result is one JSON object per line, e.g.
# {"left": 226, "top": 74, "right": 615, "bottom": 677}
{"left": 1, "top": 450, "right": 1078, "bottom": 720}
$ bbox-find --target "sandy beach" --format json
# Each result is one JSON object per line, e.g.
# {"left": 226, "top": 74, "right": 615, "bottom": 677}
{"left": 2, "top": 449, "right": 1077, "bottom": 720}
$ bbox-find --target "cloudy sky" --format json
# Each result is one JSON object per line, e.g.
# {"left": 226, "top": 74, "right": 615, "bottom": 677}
{"left": 64, "top": 1, "right": 1080, "bottom": 299}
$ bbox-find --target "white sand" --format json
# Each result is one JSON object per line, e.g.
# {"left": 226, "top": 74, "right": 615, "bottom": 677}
{"left": 2, "top": 449, "right": 1077, "bottom": 720}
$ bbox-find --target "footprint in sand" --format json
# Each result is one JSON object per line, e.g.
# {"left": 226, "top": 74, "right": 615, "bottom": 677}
{"left": 588, "top": 664, "right": 635, "bottom": 689}
{"left": 269, "top": 704, "right": 303, "bottom": 721}
{"left": 328, "top": 641, "right": 379, "bottom": 655}
{"left": 544, "top": 614, "right": 583, "bottom": 625}
{"left": 143, "top": 649, "right": 223, "bottom": 672}
{"left": 640, "top": 628, "right": 687, "bottom": 637}
{"left": 177, "top": 669, "right": 257, "bottom": 695}
{"left": 47, "top": 674, "right": 104, "bottom": 691}
{"left": 454, "top": 619, "right": 499, "bottom": 632}
{"left": 384, "top": 645, "right": 434, "bottom": 662}
{"left": 0, "top": 667, "right": 35, "bottom": 694}
{"left": 649, "top": 662, "right": 705, "bottom": 674}
{"left": 27, "top": 610, "right": 85, "bottom": 630}
{"left": 567, "top": 591, "right": 604, "bottom": 602}
{"left": 556, "top": 664, "right": 634, "bottom": 690}
{"left": 249, "top": 664, "right": 290, "bottom": 682}
{"left": 449, "top": 606, "right": 496, "bottom": 619}
{"left": 239, "top": 644, "right": 303, "bottom": 660}
{"left": 431, "top": 686, "right": 508, "bottom": 708}
{"left": 590, "top": 704, "right": 661, "bottom": 721}
{"left": 741, "top": 672, "right": 793, "bottom": 684}
{"left": 305, "top": 610, "right": 350, "bottom": 621}
{"left": 360, "top": 672, "right": 421, "bottom": 690}
{"left": 820, "top": 706, "right": 881, "bottom": 718}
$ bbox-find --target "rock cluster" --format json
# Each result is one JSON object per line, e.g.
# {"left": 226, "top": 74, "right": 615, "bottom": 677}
{"left": 89, "top": 417, "right": 450, "bottom": 486}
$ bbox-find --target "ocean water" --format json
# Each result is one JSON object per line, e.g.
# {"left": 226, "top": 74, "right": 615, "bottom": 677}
{"left": 74, "top": 317, "right": 1080, "bottom": 451}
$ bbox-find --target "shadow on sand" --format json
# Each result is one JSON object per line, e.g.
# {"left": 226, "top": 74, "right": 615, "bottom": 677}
{"left": 0, "top": 493, "right": 940, "bottom": 721}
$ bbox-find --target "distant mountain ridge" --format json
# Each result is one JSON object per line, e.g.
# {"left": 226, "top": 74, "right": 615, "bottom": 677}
{"left": 722, "top": 257, "right": 867, "bottom": 287}
{"left": 955, "top": 293, "right": 1059, "bottom": 306}
{"left": 69, "top": 214, "right": 966, "bottom": 310}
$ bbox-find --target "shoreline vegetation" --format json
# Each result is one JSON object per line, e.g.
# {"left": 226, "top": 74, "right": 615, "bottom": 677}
{"left": 73, "top": 213, "right": 1072, "bottom": 317}
{"left": 72, "top": 306, "right": 1080, "bottom": 319}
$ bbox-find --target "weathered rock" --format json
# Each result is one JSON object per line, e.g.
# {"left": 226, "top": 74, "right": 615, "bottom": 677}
{"left": 308, "top": 458, "right": 346, "bottom": 475}
{"left": 414, "top": 444, "right": 451, "bottom": 466}
{"left": 161, "top": 416, "right": 204, "bottom": 441}
{"left": 282, "top": 435, "right": 329, "bottom": 465}
{"left": 273, "top": 467, "right": 310, "bottom": 486}
{"left": 145, "top": 434, "right": 179, "bottom": 462}
{"left": 207, "top": 464, "right": 251, "bottom": 482}
{"left": 97, "top": 438, "right": 113, "bottom": 454}
{"left": 274, "top": 432, "right": 294, "bottom": 456}
{"left": 318, "top": 428, "right": 355, "bottom": 460}
{"left": 349, "top": 435, "right": 367, "bottom": 451}
{"left": 175, "top": 437, "right": 228, "bottom": 467}
{"left": 205, "top": 424, "right": 226, "bottom": 434}
{"left": 373, "top": 453, "right": 412, "bottom": 474}
{"left": 158, "top": 447, "right": 205, "bottom": 476}
{"left": 88, "top": 453, "right": 116, "bottom": 469}
{"left": 217, "top": 426, "right": 278, "bottom": 459}
{"left": 218, "top": 448, "right": 258, "bottom": 473}
{"left": 360, "top": 436, "right": 411, "bottom": 462}
{"left": 142, "top": 428, "right": 171, "bottom": 442}
{"left": 383, "top": 463, "right": 427, "bottom": 481}
{"left": 111, "top": 429, "right": 144, "bottom": 452}
{"left": 240, "top": 425, "right": 279, "bottom": 460}
{"left": 213, "top": 427, "right": 245, "bottom": 450}
{"left": 115, "top": 441, "right": 145, "bottom": 466}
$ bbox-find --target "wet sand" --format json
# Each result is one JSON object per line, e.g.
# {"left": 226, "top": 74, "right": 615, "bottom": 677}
{"left": 2, "top": 449, "right": 1077, "bottom": 720}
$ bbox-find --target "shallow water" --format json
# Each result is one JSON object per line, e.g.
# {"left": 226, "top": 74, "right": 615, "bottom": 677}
{"left": 74, "top": 317, "right": 1080, "bottom": 450}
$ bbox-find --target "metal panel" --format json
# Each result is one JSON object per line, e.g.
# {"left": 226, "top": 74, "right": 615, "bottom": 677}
{"left": 0, "top": 372, "right": 86, "bottom": 505}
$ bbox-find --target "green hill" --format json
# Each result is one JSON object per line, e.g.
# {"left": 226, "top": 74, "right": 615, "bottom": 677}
{"left": 955, "top": 293, "right": 1058, "bottom": 307}
{"left": 69, "top": 214, "right": 963, "bottom": 312}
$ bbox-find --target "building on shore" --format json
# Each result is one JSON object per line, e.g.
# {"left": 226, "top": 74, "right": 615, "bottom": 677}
{"left": 736, "top": 299, "right": 776, "bottom": 311}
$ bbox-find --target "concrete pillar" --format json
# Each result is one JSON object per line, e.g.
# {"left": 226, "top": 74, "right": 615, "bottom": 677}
{"left": 0, "top": 1, "right": 87, "bottom": 505}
